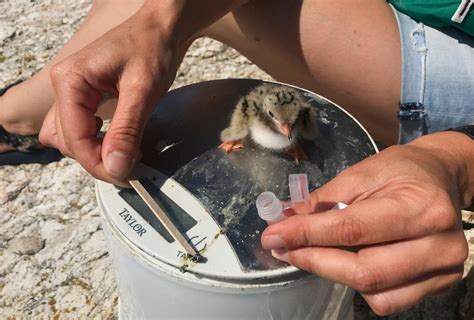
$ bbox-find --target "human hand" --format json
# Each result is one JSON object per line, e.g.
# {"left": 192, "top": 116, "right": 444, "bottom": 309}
{"left": 39, "top": 4, "right": 181, "bottom": 185}
{"left": 261, "top": 132, "right": 473, "bottom": 315}
{"left": 39, "top": 0, "right": 247, "bottom": 186}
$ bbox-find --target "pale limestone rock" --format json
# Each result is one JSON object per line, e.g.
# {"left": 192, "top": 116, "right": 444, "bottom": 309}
{"left": 463, "top": 210, "right": 474, "bottom": 225}
{"left": 9, "top": 235, "right": 45, "bottom": 255}
{"left": 0, "top": 24, "right": 16, "bottom": 44}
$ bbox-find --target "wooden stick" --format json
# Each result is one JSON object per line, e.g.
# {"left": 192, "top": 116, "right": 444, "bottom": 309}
{"left": 128, "top": 178, "right": 198, "bottom": 257}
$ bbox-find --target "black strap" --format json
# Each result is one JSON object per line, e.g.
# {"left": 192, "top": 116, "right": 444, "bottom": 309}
{"left": 446, "top": 125, "right": 474, "bottom": 140}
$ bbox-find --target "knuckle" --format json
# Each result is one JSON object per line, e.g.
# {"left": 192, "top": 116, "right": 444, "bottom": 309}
{"left": 431, "top": 201, "right": 458, "bottom": 232}
{"left": 419, "top": 192, "right": 458, "bottom": 233}
{"left": 297, "top": 221, "right": 315, "bottom": 246}
{"left": 123, "top": 71, "right": 154, "bottom": 93}
{"left": 453, "top": 270, "right": 463, "bottom": 282}
{"left": 437, "top": 210, "right": 458, "bottom": 231}
{"left": 352, "top": 264, "right": 383, "bottom": 292}
{"left": 58, "top": 140, "right": 70, "bottom": 156}
{"left": 307, "top": 255, "right": 322, "bottom": 275}
{"left": 58, "top": 137, "right": 75, "bottom": 159}
{"left": 337, "top": 216, "right": 363, "bottom": 245}
{"left": 450, "top": 235, "right": 469, "bottom": 265}
{"left": 50, "top": 59, "right": 85, "bottom": 86}
{"left": 38, "top": 125, "right": 57, "bottom": 148}
{"left": 59, "top": 134, "right": 71, "bottom": 150}
{"left": 124, "top": 77, "right": 146, "bottom": 91}
{"left": 58, "top": 145, "right": 70, "bottom": 158}
{"left": 365, "top": 294, "right": 394, "bottom": 316}
{"left": 109, "top": 120, "right": 142, "bottom": 145}
{"left": 38, "top": 130, "right": 50, "bottom": 146}
{"left": 136, "top": 82, "right": 154, "bottom": 96}
{"left": 50, "top": 62, "right": 71, "bottom": 82}
{"left": 432, "top": 269, "right": 464, "bottom": 296}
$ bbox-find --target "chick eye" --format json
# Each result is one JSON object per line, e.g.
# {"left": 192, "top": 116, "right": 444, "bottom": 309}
{"left": 268, "top": 111, "right": 274, "bottom": 118}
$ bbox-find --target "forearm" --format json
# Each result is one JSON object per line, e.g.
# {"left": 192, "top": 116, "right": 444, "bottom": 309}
{"left": 410, "top": 131, "right": 474, "bottom": 208}
{"left": 142, "top": 0, "right": 248, "bottom": 42}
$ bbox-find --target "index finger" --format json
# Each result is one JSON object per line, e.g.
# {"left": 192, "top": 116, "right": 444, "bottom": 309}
{"left": 52, "top": 67, "right": 114, "bottom": 182}
{"left": 262, "top": 195, "right": 452, "bottom": 249}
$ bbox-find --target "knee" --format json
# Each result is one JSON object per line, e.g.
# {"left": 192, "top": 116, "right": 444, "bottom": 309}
{"left": 200, "top": 13, "right": 236, "bottom": 41}
{"left": 0, "top": 96, "right": 41, "bottom": 135}
{"left": 91, "top": 0, "right": 144, "bottom": 13}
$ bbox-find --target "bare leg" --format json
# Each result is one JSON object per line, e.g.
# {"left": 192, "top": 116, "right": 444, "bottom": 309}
{"left": 0, "top": 0, "right": 144, "bottom": 141}
{"left": 203, "top": 0, "right": 401, "bottom": 145}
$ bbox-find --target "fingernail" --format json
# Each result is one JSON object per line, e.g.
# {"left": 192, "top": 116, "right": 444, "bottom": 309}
{"left": 105, "top": 151, "right": 133, "bottom": 179}
{"left": 262, "top": 235, "right": 286, "bottom": 249}
{"left": 271, "top": 248, "right": 289, "bottom": 262}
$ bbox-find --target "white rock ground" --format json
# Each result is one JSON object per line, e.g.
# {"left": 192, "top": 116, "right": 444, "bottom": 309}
{"left": 1, "top": 1, "right": 473, "bottom": 319}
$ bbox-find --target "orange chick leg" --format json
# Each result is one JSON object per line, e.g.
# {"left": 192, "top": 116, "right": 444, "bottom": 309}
{"left": 219, "top": 140, "right": 244, "bottom": 154}
{"left": 286, "top": 142, "right": 308, "bottom": 163}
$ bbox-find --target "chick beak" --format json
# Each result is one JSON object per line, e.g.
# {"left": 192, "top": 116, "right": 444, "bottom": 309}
{"left": 275, "top": 121, "right": 293, "bottom": 140}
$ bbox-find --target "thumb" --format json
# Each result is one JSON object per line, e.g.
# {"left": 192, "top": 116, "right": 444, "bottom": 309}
{"left": 290, "top": 163, "right": 377, "bottom": 214}
{"left": 102, "top": 80, "right": 155, "bottom": 180}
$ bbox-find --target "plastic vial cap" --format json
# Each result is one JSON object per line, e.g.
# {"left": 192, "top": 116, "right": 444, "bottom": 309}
{"left": 256, "top": 192, "right": 284, "bottom": 223}
{"left": 289, "top": 174, "right": 309, "bottom": 202}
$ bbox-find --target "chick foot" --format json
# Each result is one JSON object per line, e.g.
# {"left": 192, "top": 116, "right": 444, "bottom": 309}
{"left": 286, "top": 142, "right": 308, "bottom": 163}
{"left": 219, "top": 140, "right": 244, "bottom": 154}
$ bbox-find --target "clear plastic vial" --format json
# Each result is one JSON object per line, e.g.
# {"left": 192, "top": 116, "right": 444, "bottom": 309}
{"left": 256, "top": 174, "right": 310, "bottom": 224}
{"left": 255, "top": 192, "right": 285, "bottom": 224}
{"left": 288, "top": 174, "right": 309, "bottom": 202}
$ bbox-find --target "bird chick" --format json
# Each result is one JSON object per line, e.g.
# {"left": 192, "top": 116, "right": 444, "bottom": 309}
{"left": 219, "top": 84, "right": 319, "bottom": 162}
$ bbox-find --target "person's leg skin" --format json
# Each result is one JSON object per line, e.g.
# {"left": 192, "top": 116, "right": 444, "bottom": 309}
{"left": 204, "top": 0, "right": 401, "bottom": 145}
{"left": 0, "top": 0, "right": 144, "bottom": 140}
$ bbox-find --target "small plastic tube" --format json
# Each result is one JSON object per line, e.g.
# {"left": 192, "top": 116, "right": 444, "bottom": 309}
{"left": 256, "top": 174, "right": 310, "bottom": 224}
{"left": 289, "top": 174, "right": 309, "bottom": 202}
{"left": 256, "top": 192, "right": 284, "bottom": 224}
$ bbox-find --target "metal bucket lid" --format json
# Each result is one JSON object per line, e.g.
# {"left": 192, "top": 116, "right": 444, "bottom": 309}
{"left": 96, "top": 79, "right": 378, "bottom": 282}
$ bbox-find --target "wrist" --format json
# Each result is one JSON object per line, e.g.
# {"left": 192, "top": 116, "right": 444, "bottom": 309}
{"left": 141, "top": 0, "right": 248, "bottom": 43}
{"left": 410, "top": 131, "right": 474, "bottom": 208}
{"left": 129, "top": 1, "right": 180, "bottom": 45}
{"left": 140, "top": 0, "right": 184, "bottom": 38}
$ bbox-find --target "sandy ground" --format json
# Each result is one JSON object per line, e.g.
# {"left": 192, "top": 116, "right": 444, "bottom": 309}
{"left": 1, "top": 1, "right": 473, "bottom": 319}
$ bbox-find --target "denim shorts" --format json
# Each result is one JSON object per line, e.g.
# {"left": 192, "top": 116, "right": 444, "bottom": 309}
{"left": 390, "top": 5, "right": 474, "bottom": 144}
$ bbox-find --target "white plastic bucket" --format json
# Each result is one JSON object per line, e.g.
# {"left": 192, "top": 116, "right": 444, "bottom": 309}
{"left": 96, "top": 79, "right": 378, "bottom": 320}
